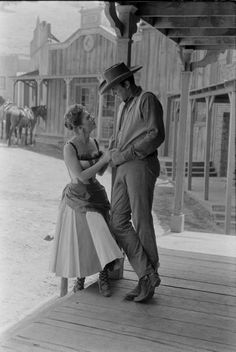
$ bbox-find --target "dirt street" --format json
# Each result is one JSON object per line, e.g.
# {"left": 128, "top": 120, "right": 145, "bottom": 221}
{"left": 0, "top": 143, "right": 69, "bottom": 331}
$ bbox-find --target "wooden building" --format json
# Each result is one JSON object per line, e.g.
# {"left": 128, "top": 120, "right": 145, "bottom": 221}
{"left": 12, "top": 2, "right": 235, "bottom": 234}
{"left": 14, "top": 4, "right": 235, "bottom": 164}
{"left": 0, "top": 54, "right": 31, "bottom": 105}
{"left": 14, "top": 5, "right": 182, "bottom": 148}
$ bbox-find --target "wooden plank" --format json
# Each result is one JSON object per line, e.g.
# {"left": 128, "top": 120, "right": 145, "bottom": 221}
{"left": 136, "top": 1, "right": 236, "bottom": 17}
{"left": 179, "top": 37, "right": 236, "bottom": 46}
{"left": 1, "top": 338, "right": 58, "bottom": 352}
{"left": 225, "top": 90, "right": 236, "bottom": 234}
{"left": 171, "top": 70, "right": 192, "bottom": 232}
{"left": 124, "top": 270, "right": 236, "bottom": 296}
{"left": 108, "top": 284, "right": 236, "bottom": 318}
{"left": 187, "top": 100, "right": 195, "bottom": 190}
{"left": 2, "top": 335, "right": 88, "bottom": 352}
{"left": 125, "top": 258, "right": 236, "bottom": 279}
{"left": 182, "top": 45, "right": 236, "bottom": 50}
{"left": 55, "top": 300, "right": 236, "bottom": 332}
{"left": 152, "top": 16, "right": 236, "bottom": 29}
{"left": 12, "top": 321, "right": 185, "bottom": 352}
{"left": 167, "top": 28, "right": 236, "bottom": 38}
{"left": 140, "top": 266, "right": 236, "bottom": 287}
{"left": 113, "top": 278, "right": 236, "bottom": 306}
{"left": 42, "top": 306, "right": 236, "bottom": 350}
{"left": 204, "top": 96, "right": 214, "bottom": 200}
{"left": 157, "top": 247, "right": 236, "bottom": 265}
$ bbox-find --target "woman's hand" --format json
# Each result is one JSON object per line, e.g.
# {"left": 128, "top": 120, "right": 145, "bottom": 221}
{"left": 101, "top": 150, "right": 111, "bottom": 163}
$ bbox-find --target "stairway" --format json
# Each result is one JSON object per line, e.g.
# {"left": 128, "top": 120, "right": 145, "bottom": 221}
{"left": 162, "top": 160, "right": 217, "bottom": 178}
{"left": 211, "top": 204, "right": 236, "bottom": 230}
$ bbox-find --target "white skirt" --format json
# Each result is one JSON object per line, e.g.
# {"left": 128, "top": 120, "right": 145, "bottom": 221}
{"left": 49, "top": 201, "right": 123, "bottom": 278}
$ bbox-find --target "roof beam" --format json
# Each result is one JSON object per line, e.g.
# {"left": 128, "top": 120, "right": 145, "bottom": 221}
{"left": 165, "top": 28, "right": 236, "bottom": 38}
{"left": 134, "top": 1, "right": 236, "bottom": 17}
{"left": 178, "top": 37, "right": 236, "bottom": 47}
{"left": 151, "top": 16, "right": 236, "bottom": 29}
{"left": 183, "top": 45, "right": 235, "bottom": 50}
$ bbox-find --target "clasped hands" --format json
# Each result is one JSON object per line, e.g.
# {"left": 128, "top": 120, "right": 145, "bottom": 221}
{"left": 101, "top": 148, "right": 118, "bottom": 166}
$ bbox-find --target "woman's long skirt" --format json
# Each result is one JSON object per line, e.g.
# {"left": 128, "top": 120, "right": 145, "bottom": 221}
{"left": 49, "top": 200, "right": 123, "bottom": 278}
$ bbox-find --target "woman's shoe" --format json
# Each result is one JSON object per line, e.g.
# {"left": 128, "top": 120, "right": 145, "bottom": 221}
{"left": 73, "top": 277, "right": 85, "bottom": 292}
{"left": 98, "top": 268, "right": 111, "bottom": 297}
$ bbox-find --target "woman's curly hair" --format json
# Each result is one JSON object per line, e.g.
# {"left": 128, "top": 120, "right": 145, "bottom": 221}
{"left": 64, "top": 104, "right": 85, "bottom": 130}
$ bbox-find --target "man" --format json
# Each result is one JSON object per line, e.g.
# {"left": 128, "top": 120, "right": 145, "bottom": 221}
{"left": 99, "top": 62, "right": 165, "bottom": 302}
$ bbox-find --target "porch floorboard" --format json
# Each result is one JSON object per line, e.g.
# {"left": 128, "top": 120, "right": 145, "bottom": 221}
{"left": 1, "top": 247, "right": 236, "bottom": 352}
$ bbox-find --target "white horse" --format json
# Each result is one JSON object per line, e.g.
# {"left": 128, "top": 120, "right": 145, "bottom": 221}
{"left": 0, "top": 100, "right": 15, "bottom": 140}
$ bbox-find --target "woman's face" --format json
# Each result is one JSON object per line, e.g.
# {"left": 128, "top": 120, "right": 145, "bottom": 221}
{"left": 81, "top": 110, "right": 96, "bottom": 133}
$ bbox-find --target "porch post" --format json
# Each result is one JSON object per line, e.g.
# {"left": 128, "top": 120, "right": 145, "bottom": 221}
{"left": 60, "top": 278, "right": 68, "bottom": 297}
{"left": 187, "top": 99, "right": 196, "bottom": 191}
{"left": 204, "top": 96, "right": 215, "bottom": 200}
{"left": 171, "top": 49, "right": 193, "bottom": 233}
{"left": 36, "top": 79, "right": 42, "bottom": 106}
{"left": 97, "top": 93, "right": 104, "bottom": 142}
{"left": 225, "top": 85, "right": 235, "bottom": 234}
{"left": 163, "top": 95, "right": 172, "bottom": 157}
{"left": 104, "top": 2, "right": 139, "bottom": 279}
{"left": 13, "top": 80, "right": 17, "bottom": 104}
{"left": 64, "top": 78, "right": 72, "bottom": 112}
{"left": 172, "top": 100, "right": 180, "bottom": 181}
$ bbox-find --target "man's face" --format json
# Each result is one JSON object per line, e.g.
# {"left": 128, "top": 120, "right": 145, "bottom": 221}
{"left": 112, "top": 82, "right": 130, "bottom": 102}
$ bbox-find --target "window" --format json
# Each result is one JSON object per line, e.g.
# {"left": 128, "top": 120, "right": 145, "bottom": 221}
{"left": 0, "top": 76, "right": 6, "bottom": 89}
{"left": 102, "top": 117, "right": 114, "bottom": 139}
{"left": 102, "top": 92, "right": 115, "bottom": 117}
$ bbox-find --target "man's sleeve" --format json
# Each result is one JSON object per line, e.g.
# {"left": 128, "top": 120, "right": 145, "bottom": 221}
{"left": 111, "top": 93, "right": 165, "bottom": 166}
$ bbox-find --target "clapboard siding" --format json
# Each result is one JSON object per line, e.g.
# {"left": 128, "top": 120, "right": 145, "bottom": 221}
{"left": 48, "top": 34, "right": 116, "bottom": 76}
{"left": 46, "top": 79, "right": 65, "bottom": 135}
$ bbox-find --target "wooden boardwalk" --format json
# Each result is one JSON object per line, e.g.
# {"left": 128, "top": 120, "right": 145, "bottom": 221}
{"left": 1, "top": 247, "right": 236, "bottom": 352}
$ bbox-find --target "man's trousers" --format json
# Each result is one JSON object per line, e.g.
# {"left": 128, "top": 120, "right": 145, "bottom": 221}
{"left": 110, "top": 156, "right": 160, "bottom": 279}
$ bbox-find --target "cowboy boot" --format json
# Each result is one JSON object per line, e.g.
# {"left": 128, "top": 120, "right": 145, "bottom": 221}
{"left": 98, "top": 268, "right": 111, "bottom": 297}
{"left": 124, "top": 281, "right": 141, "bottom": 301}
{"left": 149, "top": 272, "right": 161, "bottom": 288}
{"left": 134, "top": 275, "right": 155, "bottom": 303}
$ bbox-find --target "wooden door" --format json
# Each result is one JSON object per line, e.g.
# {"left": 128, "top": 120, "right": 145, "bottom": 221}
{"left": 75, "top": 84, "right": 98, "bottom": 137}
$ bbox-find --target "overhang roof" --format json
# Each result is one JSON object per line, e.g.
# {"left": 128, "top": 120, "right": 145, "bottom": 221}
{"left": 116, "top": 0, "right": 236, "bottom": 51}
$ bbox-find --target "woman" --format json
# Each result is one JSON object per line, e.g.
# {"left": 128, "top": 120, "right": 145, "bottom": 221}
{"left": 49, "top": 104, "right": 123, "bottom": 297}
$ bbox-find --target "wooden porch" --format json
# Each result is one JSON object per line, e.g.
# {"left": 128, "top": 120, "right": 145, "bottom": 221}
{"left": 1, "top": 245, "right": 236, "bottom": 352}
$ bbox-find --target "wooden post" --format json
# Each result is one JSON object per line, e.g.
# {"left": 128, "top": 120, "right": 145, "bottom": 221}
{"left": 172, "top": 101, "right": 180, "bottom": 181}
{"left": 60, "top": 278, "right": 68, "bottom": 297}
{"left": 171, "top": 49, "right": 193, "bottom": 233}
{"left": 64, "top": 78, "right": 72, "bottom": 112}
{"left": 204, "top": 96, "right": 214, "bottom": 200}
{"left": 97, "top": 93, "right": 104, "bottom": 142}
{"left": 225, "top": 87, "right": 235, "bottom": 234}
{"left": 13, "top": 80, "right": 17, "bottom": 104}
{"left": 36, "top": 79, "right": 42, "bottom": 106}
{"left": 163, "top": 95, "right": 172, "bottom": 157}
{"left": 104, "top": 2, "right": 139, "bottom": 279}
{"left": 187, "top": 100, "right": 196, "bottom": 191}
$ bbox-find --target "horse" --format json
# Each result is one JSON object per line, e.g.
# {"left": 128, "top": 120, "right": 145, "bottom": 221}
{"left": 5, "top": 104, "right": 47, "bottom": 146}
{"left": 29, "top": 105, "right": 47, "bottom": 144}
{"left": 17, "top": 106, "right": 35, "bottom": 145}
{"left": 0, "top": 100, "right": 16, "bottom": 140}
{"left": 5, "top": 105, "right": 27, "bottom": 146}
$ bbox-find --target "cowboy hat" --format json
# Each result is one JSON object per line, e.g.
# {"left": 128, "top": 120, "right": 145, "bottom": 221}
{"left": 99, "top": 62, "right": 142, "bottom": 94}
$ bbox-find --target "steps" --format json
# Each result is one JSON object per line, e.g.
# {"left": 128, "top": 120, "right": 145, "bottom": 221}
{"left": 162, "top": 160, "right": 217, "bottom": 177}
{"left": 211, "top": 204, "right": 236, "bottom": 229}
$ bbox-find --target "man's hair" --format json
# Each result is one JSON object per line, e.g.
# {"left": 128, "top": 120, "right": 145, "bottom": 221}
{"left": 119, "top": 75, "right": 135, "bottom": 87}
